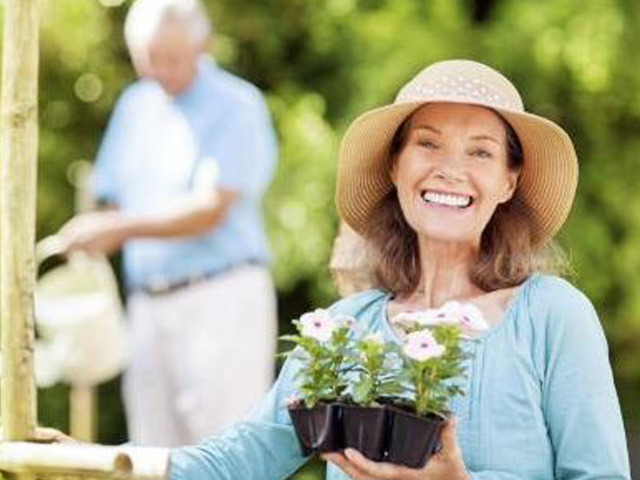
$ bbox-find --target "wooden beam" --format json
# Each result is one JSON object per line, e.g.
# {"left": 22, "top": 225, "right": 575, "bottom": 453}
{"left": 0, "top": 443, "right": 170, "bottom": 480}
{"left": 0, "top": 0, "right": 40, "bottom": 443}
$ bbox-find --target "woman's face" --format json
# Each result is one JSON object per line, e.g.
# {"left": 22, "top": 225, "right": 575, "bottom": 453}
{"left": 391, "top": 102, "right": 519, "bottom": 246}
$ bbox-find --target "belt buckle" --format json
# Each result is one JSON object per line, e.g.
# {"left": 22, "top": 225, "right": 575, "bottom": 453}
{"left": 147, "top": 277, "right": 172, "bottom": 295}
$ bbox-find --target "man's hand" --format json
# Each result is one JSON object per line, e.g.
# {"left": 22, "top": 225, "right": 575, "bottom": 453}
{"left": 322, "top": 418, "right": 470, "bottom": 480}
{"left": 57, "top": 188, "right": 238, "bottom": 256}
{"left": 58, "top": 211, "right": 129, "bottom": 256}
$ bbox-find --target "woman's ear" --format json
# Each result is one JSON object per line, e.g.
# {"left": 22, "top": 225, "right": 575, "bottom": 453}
{"left": 389, "top": 157, "right": 399, "bottom": 187}
{"left": 499, "top": 169, "right": 519, "bottom": 203}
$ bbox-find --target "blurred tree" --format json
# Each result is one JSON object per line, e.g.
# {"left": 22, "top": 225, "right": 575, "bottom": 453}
{"left": 1, "top": 0, "right": 637, "bottom": 478}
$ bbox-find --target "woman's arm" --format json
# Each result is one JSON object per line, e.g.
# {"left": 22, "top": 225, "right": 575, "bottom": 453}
{"left": 169, "top": 356, "right": 309, "bottom": 480}
{"left": 539, "top": 279, "right": 630, "bottom": 480}
{"left": 169, "top": 290, "right": 387, "bottom": 480}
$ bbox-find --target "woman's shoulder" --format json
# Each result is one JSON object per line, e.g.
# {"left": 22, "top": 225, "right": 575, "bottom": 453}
{"left": 523, "top": 273, "right": 602, "bottom": 337}
{"left": 525, "top": 273, "right": 594, "bottom": 311}
{"left": 327, "top": 288, "right": 389, "bottom": 321}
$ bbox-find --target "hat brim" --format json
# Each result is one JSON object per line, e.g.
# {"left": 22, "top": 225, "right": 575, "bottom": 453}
{"left": 336, "top": 99, "right": 578, "bottom": 244}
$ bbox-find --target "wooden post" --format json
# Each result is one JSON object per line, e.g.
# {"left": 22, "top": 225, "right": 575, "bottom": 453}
{"left": 67, "top": 161, "right": 97, "bottom": 442}
{"left": 0, "top": 0, "right": 40, "bottom": 449}
{"left": 70, "top": 385, "right": 96, "bottom": 442}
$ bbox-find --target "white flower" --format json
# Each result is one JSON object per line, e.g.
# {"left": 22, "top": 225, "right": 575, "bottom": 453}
{"left": 333, "top": 313, "right": 357, "bottom": 330}
{"left": 438, "top": 301, "right": 489, "bottom": 332}
{"left": 403, "top": 330, "right": 445, "bottom": 361}
{"left": 364, "top": 332, "right": 384, "bottom": 345}
{"left": 298, "top": 309, "right": 337, "bottom": 342}
{"left": 393, "top": 310, "right": 440, "bottom": 329}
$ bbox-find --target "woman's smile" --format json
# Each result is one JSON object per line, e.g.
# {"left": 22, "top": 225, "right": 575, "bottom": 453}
{"left": 420, "top": 189, "right": 474, "bottom": 209}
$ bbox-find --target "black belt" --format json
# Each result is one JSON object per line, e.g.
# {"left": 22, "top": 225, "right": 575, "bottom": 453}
{"left": 136, "top": 260, "right": 264, "bottom": 297}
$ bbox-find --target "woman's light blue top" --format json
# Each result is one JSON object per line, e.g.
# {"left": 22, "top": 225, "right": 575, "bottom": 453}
{"left": 170, "top": 274, "right": 631, "bottom": 479}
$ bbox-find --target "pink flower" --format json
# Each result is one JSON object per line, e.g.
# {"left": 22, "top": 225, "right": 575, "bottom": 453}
{"left": 298, "top": 309, "right": 337, "bottom": 342}
{"left": 438, "top": 301, "right": 489, "bottom": 332}
{"left": 392, "top": 310, "right": 441, "bottom": 329}
{"left": 403, "top": 330, "right": 445, "bottom": 361}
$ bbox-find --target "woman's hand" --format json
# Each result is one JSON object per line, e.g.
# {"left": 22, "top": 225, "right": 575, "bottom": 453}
{"left": 323, "top": 418, "right": 470, "bottom": 480}
{"left": 30, "top": 427, "right": 78, "bottom": 444}
{"left": 0, "top": 426, "right": 77, "bottom": 444}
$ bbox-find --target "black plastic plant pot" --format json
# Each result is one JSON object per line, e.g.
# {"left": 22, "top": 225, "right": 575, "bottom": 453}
{"left": 341, "top": 405, "right": 388, "bottom": 462}
{"left": 288, "top": 403, "right": 344, "bottom": 456}
{"left": 385, "top": 408, "right": 447, "bottom": 468}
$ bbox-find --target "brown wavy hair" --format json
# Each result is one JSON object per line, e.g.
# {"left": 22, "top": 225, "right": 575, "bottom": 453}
{"left": 363, "top": 110, "right": 566, "bottom": 296}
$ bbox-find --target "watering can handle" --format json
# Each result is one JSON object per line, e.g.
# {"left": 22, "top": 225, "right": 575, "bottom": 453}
{"left": 36, "top": 235, "right": 110, "bottom": 273}
{"left": 36, "top": 235, "right": 68, "bottom": 267}
{"left": 36, "top": 235, "right": 97, "bottom": 269}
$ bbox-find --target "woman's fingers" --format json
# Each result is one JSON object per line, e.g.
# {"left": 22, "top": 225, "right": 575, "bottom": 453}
{"left": 324, "top": 439, "right": 467, "bottom": 480}
{"left": 322, "top": 418, "right": 466, "bottom": 480}
{"left": 437, "top": 417, "right": 460, "bottom": 460}
{"left": 32, "top": 427, "right": 77, "bottom": 444}
{"left": 344, "top": 448, "right": 427, "bottom": 479}
{"left": 322, "top": 452, "right": 376, "bottom": 480}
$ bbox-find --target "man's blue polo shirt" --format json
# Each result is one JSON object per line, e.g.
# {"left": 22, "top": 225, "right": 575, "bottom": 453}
{"left": 92, "top": 56, "right": 277, "bottom": 291}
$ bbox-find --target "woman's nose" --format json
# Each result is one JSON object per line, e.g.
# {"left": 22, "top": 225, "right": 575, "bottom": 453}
{"left": 432, "top": 153, "right": 466, "bottom": 183}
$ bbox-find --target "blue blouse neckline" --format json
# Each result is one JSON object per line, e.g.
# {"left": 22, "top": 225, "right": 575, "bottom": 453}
{"left": 380, "top": 273, "right": 540, "bottom": 343}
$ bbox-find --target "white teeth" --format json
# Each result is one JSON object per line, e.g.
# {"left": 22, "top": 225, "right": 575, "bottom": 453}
{"left": 422, "top": 191, "right": 472, "bottom": 208}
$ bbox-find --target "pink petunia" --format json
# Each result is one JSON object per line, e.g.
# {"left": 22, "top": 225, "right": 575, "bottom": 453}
{"left": 438, "top": 301, "right": 489, "bottom": 332}
{"left": 392, "top": 309, "right": 441, "bottom": 329}
{"left": 299, "top": 309, "right": 337, "bottom": 342}
{"left": 403, "top": 329, "right": 445, "bottom": 362}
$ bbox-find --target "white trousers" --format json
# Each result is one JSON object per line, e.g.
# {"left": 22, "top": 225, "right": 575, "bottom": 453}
{"left": 123, "top": 265, "right": 277, "bottom": 447}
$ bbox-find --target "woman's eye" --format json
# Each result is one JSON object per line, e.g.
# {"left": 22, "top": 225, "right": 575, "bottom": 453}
{"left": 418, "top": 140, "right": 438, "bottom": 149}
{"left": 471, "top": 148, "right": 493, "bottom": 159}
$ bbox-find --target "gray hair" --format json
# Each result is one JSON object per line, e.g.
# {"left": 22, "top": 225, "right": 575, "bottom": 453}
{"left": 124, "top": 0, "right": 212, "bottom": 69}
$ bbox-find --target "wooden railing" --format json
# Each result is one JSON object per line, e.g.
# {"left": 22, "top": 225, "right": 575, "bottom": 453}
{"left": 0, "top": 443, "right": 169, "bottom": 480}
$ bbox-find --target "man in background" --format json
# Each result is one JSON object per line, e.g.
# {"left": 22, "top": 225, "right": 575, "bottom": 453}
{"left": 59, "top": 0, "right": 278, "bottom": 447}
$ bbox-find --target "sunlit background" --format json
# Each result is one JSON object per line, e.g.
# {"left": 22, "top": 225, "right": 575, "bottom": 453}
{"left": 1, "top": 0, "right": 639, "bottom": 478}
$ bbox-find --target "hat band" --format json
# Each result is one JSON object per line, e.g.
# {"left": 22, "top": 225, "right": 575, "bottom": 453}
{"left": 397, "top": 75, "right": 522, "bottom": 112}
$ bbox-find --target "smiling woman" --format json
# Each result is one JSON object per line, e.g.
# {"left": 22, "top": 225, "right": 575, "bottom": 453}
{"left": 364, "top": 102, "right": 549, "bottom": 296}
{"left": 169, "top": 60, "right": 631, "bottom": 480}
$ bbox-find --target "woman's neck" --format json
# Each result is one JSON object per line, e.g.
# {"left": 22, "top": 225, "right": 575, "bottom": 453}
{"left": 408, "top": 237, "right": 483, "bottom": 308}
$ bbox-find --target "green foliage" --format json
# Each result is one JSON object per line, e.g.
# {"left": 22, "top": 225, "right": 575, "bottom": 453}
{"left": 350, "top": 334, "right": 402, "bottom": 406}
{"left": 280, "top": 313, "right": 354, "bottom": 407}
{"left": 282, "top": 313, "right": 467, "bottom": 417}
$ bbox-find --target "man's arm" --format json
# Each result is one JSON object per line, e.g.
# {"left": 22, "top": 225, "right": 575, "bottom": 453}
{"left": 59, "top": 188, "right": 237, "bottom": 256}
{"left": 120, "top": 188, "right": 237, "bottom": 238}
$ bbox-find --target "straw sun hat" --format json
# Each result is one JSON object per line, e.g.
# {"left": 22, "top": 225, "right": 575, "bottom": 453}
{"left": 336, "top": 59, "right": 578, "bottom": 244}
